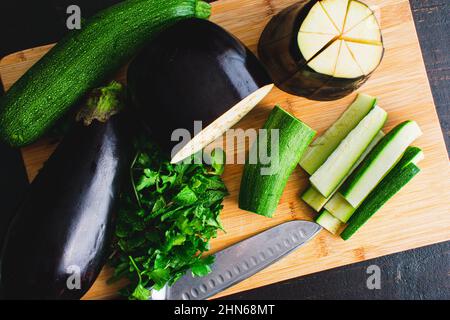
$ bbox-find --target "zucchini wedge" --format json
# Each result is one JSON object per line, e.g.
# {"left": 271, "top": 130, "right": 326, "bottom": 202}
{"left": 316, "top": 210, "right": 344, "bottom": 235}
{"left": 302, "top": 130, "right": 384, "bottom": 211}
{"left": 310, "top": 105, "right": 387, "bottom": 197}
{"left": 340, "top": 121, "right": 422, "bottom": 207}
{"left": 341, "top": 157, "right": 422, "bottom": 240}
{"left": 300, "top": 93, "right": 377, "bottom": 175}
{"left": 327, "top": 146, "right": 424, "bottom": 222}
{"left": 324, "top": 192, "right": 355, "bottom": 222}
{"left": 239, "top": 106, "right": 316, "bottom": 217}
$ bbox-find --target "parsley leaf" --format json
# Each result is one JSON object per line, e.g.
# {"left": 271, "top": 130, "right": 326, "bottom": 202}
{"left": 109, "top": 140, "right": 228, "bottom": 299}
{"left": 210, "top": 148, "right": 225, "bottom": 175}
{"left": 173, "top": 186, "right": 198, "bottom": 205}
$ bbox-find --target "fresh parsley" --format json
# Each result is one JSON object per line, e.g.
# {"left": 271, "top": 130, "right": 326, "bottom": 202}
{"left": 109, "top": 139, "right": 228, "bottom": 300}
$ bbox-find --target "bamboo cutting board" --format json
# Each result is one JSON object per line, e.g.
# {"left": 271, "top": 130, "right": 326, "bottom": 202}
{"left": 1, "top": 0, "right": 449, "bottom": 300}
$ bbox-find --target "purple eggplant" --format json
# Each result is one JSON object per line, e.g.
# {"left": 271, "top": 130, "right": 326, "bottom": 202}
{"left": 0, "top": 83, "right": 132, "bottom": 299}
{"left": 128, "top": 18, "right": 273, "bottom": 163}
{"left": 258, "top": 0, "right": 384, "bottom": 101}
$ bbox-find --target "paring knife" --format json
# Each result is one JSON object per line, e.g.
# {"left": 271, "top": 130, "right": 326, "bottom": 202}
{"left": 151, "top": 220, "right": 322, "bottom": 300}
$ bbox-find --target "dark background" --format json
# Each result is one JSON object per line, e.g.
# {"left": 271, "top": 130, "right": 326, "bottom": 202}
{"left": 0, "top": 0, "right": 448, "bottom": 299}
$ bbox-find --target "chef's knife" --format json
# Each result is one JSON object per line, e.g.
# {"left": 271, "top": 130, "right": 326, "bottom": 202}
{"left": 151, "top": 220, "right": 322, "bottom": 300}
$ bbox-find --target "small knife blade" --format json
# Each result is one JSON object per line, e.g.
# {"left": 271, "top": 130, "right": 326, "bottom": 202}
{"left": 151, "top": 220, "right": 322, "bottom": 300}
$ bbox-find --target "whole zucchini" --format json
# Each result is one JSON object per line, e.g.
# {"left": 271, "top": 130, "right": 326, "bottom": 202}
{"left": 0, "top": 0, "right": 211, "bottom": 147}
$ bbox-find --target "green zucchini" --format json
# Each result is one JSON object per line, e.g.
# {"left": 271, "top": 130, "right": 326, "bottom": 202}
{"left": 340, "top": 121, "right": 422, "bottom": 207}
{"left": 341, "top": 161, "right": 421, "bottom": 240}
{"left": 310, "top": 105, "right": 387, "bottom": 198}
{"left": 239, "top": 106, "right": 316, "bottom": 217}
{"left": 0, "top": 0, "right": 211, "bottom": 147}
{"left": 302, "top": 186, "right": 328, "bottom": 213}
{"left": 302, "top": 131, "right": 384, "bottom": 212}
{"left": 300, "top": 94, "right": 377, "bottom": 175}
{"left": 316, "top": 210, "right": 344, "bottom": 235}
{"left": 324, "top": 192, "right": 355, "bottom": 222}
{"left": 327, "top": 146, "right": 424, "bottom": 222}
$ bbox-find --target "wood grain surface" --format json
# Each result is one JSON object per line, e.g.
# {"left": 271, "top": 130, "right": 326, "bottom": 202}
{"left": 0, "top": 0, "right": 449, "bottom": 300}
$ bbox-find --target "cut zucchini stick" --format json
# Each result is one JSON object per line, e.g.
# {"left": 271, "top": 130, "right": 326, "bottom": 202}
{"left": 340, "top": 121, "right": 422, "bottom": 207}
{"left": 310, "top": 105, "right": 387, "bottom": 198}
{"left": 341, "top": 161, "right": 421, "bottom": 240}
{"left": 316, "top": 210, "right": 345, "bottom": 235}
{"left": 302, "top": 186, "right": 328, "bottom": 212}
{"left": 300, "top": 93, "right": 377, "bottom": 175}
{"left": 327, "top": 146, "right": 424, "bottom": 222}
{"left": 324, "top": 192, "right": 355, "bottom": 222}
{"left": 396, "top": 146, "right": 425, "bottom": 167}
{"left": 302, "top": 130, "right": 384, "bottom": 211}
{"left": 239, "top": 106, "right": 316, "bottom": 217}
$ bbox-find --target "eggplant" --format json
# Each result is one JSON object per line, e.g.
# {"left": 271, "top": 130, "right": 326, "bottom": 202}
{"left": 258, "top": 0, "right": 384, "bottom": 101}
{"left": 128, "top": 18, "right": 274, "bottom": 163}
{"left": 0, "top": 101, "right": 132, "bottom": 299}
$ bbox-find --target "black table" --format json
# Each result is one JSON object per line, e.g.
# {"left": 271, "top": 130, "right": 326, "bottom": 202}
{"left": 0, "top": 0, "right": 449, "bottom": 300}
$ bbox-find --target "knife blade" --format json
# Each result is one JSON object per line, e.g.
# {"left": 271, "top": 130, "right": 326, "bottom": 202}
{"left": 151, "top": 220, "right": 322, "bottom": 300}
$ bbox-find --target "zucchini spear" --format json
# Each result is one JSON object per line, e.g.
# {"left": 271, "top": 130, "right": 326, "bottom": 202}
{"left": 341, "top": 147, "right": 423, "bottom": 240}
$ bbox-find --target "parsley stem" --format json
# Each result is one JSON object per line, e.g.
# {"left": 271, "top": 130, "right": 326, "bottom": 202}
{"left": 128, "top": 256, "right": 142, "bottom": 283}
{"left": 130, "top": 152, "right": 142, "bottom": 208}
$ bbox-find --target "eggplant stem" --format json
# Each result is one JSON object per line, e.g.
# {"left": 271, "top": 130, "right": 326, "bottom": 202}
{"left": 128, "top": 256, "right": 143, "bottom": 283}
{"left": 76, "top": 81, "right": 125, "bottom": 126}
